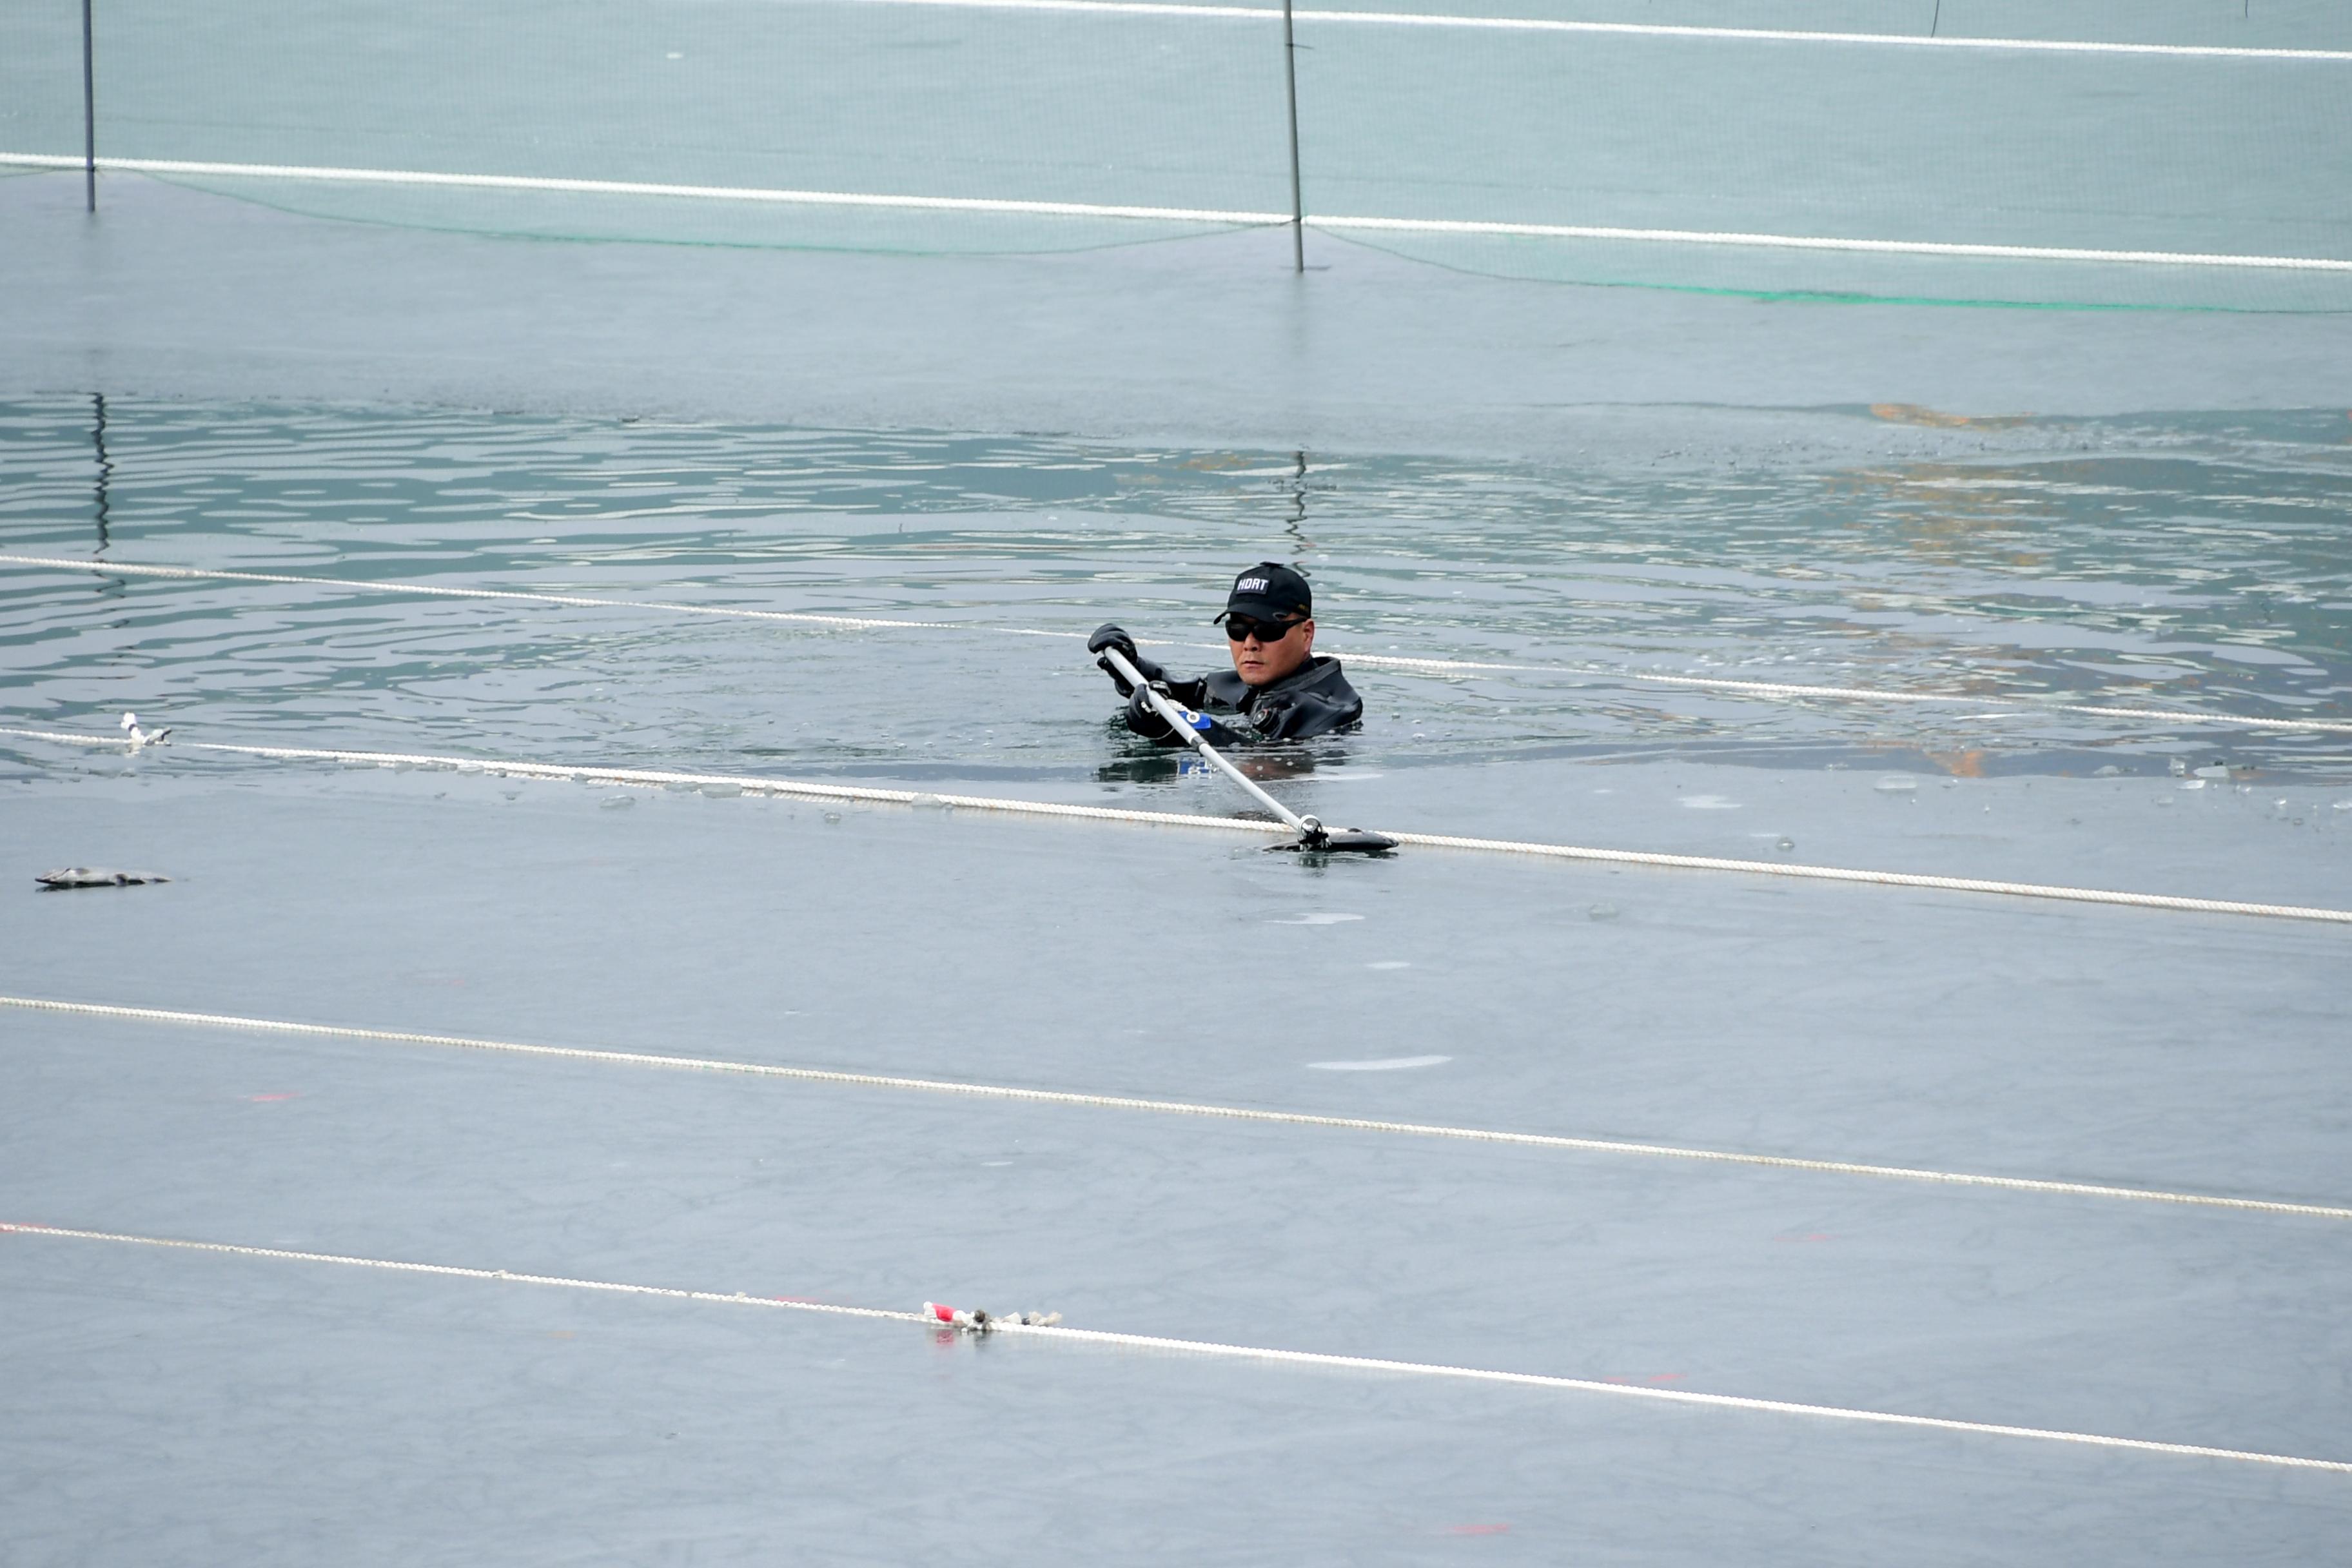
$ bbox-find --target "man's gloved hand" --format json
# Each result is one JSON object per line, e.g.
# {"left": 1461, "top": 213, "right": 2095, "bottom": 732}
{"left": 1090, "top": 623, "right": 1166, "bottom": 696}
{"left": 1125, "top": 681, "right": 1178, "bottom": 741}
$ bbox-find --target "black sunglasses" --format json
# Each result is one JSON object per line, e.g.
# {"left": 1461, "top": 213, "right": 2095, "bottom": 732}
{"left": 1222, "top": 614, "right": 1302, "bottom": 643}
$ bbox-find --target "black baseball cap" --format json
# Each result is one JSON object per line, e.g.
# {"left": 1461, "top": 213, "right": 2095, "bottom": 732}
{"left": 1217, "top": 561, "right": 1313, "bottom": 623}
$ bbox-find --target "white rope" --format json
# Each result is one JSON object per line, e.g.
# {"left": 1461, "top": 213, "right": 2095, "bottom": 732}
{"left": 5, "top": 1220, "right": 2347, "bottom": 1474}
{"left": 7, "top": 724, "right": 2349, "bottom": 926}
{"left": 7, "top": 994, "right": 2348, "bottom": 1222}
{"left": 839, "top": 0, "right": 2352, "bottom": 63}
{"left": 6, "top": 553, "right": 2345, "bottom": 734}
{"left": 0, "top": 724, "right": 1284, "bottom": 833}
{"left": 1314, "top": 214, "right": 2352, "bottom": 271}
{"left": 0, "top": 153, "right": 1289, "bottom": 226}
{"left": 1376, "top": 828, "right": 2352, "bottom": 926}
{"left": 3, "top": 155, "right": 2346, "bottom": 273}
{"left": 0, "top": 1220, "right": 916, "bottom": 1323}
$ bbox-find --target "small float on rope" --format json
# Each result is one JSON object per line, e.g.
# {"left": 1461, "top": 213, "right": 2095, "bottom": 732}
{"left": 924, "top": 1301, "right": 1062, "bottom": 1333}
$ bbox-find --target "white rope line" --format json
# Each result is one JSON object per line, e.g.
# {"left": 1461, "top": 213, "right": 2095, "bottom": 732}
{"left": 839, "top": 0, "right": 2352, "bottom": 63}
{"left": 5, "top": 1221, "right": 2346, "bottom": 1473}
{"left": 0, "top": 154, "right": 1289, "bottom": 226}
{"left": 1375, "top": 828, "right": 2352, "bottom": 925}
{"left": 7, "top": 994, "right": 2349, "bottom": 1222}
{"left": 1, "top": 723, "right": 1280, "bottom": 828}
{"left": 7, "top": 553, "right": 2345, "bottom": 733}
{"left": 7, "top": 725, "right": 2350, "bottom": 925}
{"left": 0, "top": 723, "right": 1283, "bottom": 831}
{"left": 0, "top": 1220, "right": 917, "bottom": 1324}
{"left": 1311, "top": 213, "right": 2352, "bottom": 271}
{"left": 3, "top": 155, "right": 2346, "bottom": 273}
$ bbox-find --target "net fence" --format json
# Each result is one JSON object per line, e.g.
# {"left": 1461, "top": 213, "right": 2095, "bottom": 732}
{"left": 4, "top": 0, "right": 2349, "bottom": 307}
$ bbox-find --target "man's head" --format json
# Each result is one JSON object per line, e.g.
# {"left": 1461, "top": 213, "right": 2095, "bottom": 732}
{"left": 1215, "top": 561, "right": 1317, "bottom": 687}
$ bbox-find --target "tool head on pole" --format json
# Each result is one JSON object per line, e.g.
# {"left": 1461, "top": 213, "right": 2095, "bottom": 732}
{"left": 1269, "top": 814, "right": 1398, "bottom": 857}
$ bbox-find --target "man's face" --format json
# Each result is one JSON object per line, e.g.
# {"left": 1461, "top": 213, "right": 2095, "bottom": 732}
{"left": 1226, "top": 614, "right": 1315, "bottom": 687}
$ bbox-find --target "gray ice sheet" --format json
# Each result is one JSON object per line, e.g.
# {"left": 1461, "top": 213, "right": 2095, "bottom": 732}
{"left": 6, "top": 705, "right": 2351, "bottom": 1563}
{"left": 5, "top": 1001, "right": 2351, "bottom": 1458}
{"left": 4, "top": 765, "right": 2347, "bottom": 1199}
{"left": 7, "top": 1239, "right": 2348, "bottom": 1567}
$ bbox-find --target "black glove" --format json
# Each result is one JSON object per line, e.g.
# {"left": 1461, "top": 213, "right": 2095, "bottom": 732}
{"left": 1090, "top": 623, "right": 1166, "bottom": 696}
{"left": 1125, "top": 681, "right": 1178, "bottom": 741}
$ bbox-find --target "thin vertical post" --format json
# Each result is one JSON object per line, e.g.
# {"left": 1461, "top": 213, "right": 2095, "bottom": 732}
{"left": 1281, "top": 0, "right": 1303, "bottom": 272}
{"left": 81, "top": 0, "right": 97, "bottom": 211}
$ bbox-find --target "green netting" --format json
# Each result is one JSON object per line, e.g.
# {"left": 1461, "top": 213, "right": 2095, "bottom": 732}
{"left": 5, "top": 0, "right": 2350, "bottom": 305}
{"left": 1317, "top": 228, "right": 2352, "bottom": 313}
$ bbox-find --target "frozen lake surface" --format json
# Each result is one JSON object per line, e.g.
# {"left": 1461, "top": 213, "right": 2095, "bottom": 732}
{"left": 5, "top": 0, "right": 2352, "bottom": 1520}
{"left": 4, "top": 387, "right": 2350, "bottom": 1563}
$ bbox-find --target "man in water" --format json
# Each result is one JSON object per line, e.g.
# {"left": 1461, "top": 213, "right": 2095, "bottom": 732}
{"left": 1089, "top": 562, "right": 1364, "bottom": 746}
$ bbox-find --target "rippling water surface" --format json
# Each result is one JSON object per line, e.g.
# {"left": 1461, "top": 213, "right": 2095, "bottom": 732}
{"left": 3, "top": 396, "right": 2348, "bottom": 786}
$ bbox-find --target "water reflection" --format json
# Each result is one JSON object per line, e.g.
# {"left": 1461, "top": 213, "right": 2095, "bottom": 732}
{"left": 86, "top": 391, "right": 126, "bottom": 604}
{"left": 90, "top": 391, "right": 113, "bottom": 553}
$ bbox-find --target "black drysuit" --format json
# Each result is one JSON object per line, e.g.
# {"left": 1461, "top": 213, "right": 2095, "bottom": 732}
{"left": 1112, "top": 652, "right": 1364, "bottom": 747}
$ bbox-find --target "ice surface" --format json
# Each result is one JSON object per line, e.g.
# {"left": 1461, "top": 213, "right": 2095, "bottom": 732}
{"left": 5, "top": 771, "right": 2352, "bottom": 1562}
{"left": 9, "top": 1240, "right": 2347, "bottom": 1567}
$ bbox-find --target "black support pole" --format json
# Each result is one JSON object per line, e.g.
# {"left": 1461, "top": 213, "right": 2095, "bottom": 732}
{"left": 81, "top": 0, "right": 97, "bottom": 211}
{"left": 1281, "top": 0, "right": 1303, "bottom": 273}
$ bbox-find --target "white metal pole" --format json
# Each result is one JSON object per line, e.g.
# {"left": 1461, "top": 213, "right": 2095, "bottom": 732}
{"left": 1099, "top": 646, "right": 1317, "bottom": 836}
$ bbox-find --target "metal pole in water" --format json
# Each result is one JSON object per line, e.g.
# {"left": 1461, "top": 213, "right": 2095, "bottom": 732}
{"left": 1281, "top": 0, "right": 1304, "bottom": 272}
{"left": 80, "top": 0, "right": 97, "bottom": 211}
{"left": 1101, "top": 647, "right": 1310, "bottom": 832}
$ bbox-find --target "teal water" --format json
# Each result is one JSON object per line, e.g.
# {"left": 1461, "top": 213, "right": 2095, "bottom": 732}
{"left": 3, "top": 397, "right": 2347, "bottom": 785}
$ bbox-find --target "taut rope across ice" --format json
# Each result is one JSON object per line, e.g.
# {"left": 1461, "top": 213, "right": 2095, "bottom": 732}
{"left": 5, "top": 723, "right": 2349, "bottom": 926}
{"left": 5, "top": 1220, "right": 2349, "bottom": 1475}
{"left": 9, "top": 992, "right": 2349, "bottom": 1220}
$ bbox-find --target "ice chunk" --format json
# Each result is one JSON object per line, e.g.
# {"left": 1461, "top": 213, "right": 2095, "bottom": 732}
{"left": 36, "top": 867, "right": 171, "bottom": 889}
